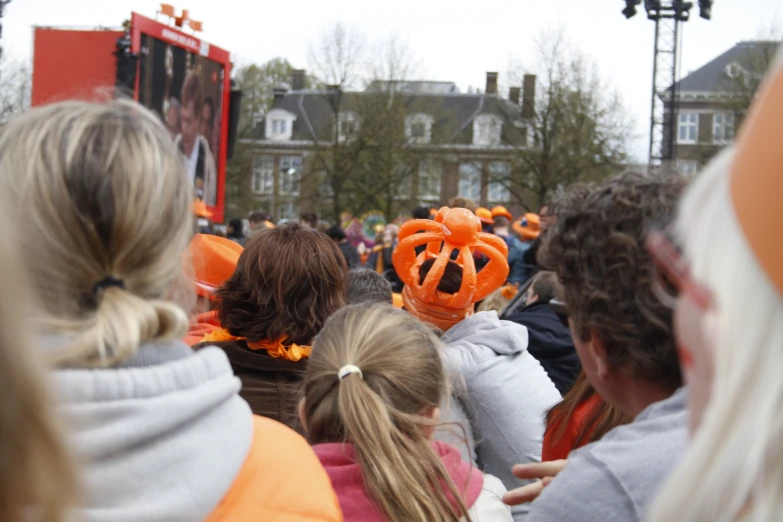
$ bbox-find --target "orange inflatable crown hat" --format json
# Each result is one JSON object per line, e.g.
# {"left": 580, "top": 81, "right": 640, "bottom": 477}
{"left": 491, "top": 205, "right": 513, "bottom": 220}
{"left": 393, "top": 207, "right": 510, "bottom": 331}
{"left": 192, "top": 199, "right": 213, "bottom": 218}
{"left": 475, "top": 207, "right": 495, "bottom": 225}
{"left": 730, "top": 45, "right": 783, "bottom": 297}
{"left": 188, "top": 234, "right": 243, "bottom": 299}
{"left": 513, "top": 213, "right": 541, "bottom": 241}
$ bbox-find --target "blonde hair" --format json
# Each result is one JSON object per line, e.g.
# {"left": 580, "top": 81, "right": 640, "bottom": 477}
{"left": 0, "top": 100, "right": 193, "bottom": 367}
{"left": 302, "top": 303, "right": 473, "bottom": 522}
{"left": 648, "top": 148, "right": 783, "bottom": 521}
{"left": 0, "top": 206, "right": 77, "bottom": 520}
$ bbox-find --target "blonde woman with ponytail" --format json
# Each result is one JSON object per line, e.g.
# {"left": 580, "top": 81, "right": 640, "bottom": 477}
{"left": 0, "top": 100, "right": 341, "bottom": 522}
{"left": 0, "top": 212, "right": 76, "bottom": 521}
{"left": 647, "top": 45, "right": 783, "bottom": 522}
{"left": 301, "top": 303, "right": 512, "bottom": 522}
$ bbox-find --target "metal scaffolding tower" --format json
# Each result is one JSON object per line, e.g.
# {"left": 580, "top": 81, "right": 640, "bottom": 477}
{"left": 622, "top": 0, "right": 712, "bottom": 167}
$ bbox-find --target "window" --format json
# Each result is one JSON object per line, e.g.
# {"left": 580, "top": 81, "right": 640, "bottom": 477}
{"left": 725, "top": 62, "right": 743, "bottom": 79}
{"left": 713, "top": 113, "right": 735, "bottom": 144}
{"left": 488, "top": 162, "right": 510, "bottom": 203}
{"left": 473, "top": 114, "right": 502, "bottom": 146}
{"left": 677, "top": 160, "right": 699, "bottom": 176}
{"left": 678, "top": 113, "right": 698, "bottom": 144}
{"left": 265, "top": 109, "right": 297, "bottom": 141}
{"left": 406, "top": 113, "right": 434, "bottom": 144}
{"left": 252, "top": 156, "right": 274, "bottom": 194}
{"left": 279, "top": 156, "right": 302, "bottom": 196}
{"left": 338, "top": 112, "right": 359, "bottom": 141}
{"left": 458, "top": 162, "right": 482, "bottom": 201}
{"left": 418, "top": 161, "right": 442, "bottom": 201}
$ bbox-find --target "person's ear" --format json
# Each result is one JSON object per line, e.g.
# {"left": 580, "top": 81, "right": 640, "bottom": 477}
{"left": 589, "top": 332, "right": 611, "bottom": 381}
{"left": 298, "top": 398, "right": 308, "bottom": 435}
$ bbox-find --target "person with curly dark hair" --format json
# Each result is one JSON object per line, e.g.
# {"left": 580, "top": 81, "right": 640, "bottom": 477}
{"left": 503, "top": 171, "right": 688, "bottom": 522}
{"left": 195, "top": 223, "right": 347, "bottom": 433}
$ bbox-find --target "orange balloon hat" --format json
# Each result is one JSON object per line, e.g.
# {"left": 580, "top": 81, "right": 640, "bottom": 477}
{"left": 188, "top": 234, "right": 243, "bottom": 299}
{"left": 393, "top": 207, "right": 510, "bottom": 331}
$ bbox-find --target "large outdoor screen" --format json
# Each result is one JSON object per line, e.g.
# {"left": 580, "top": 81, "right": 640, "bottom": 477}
{"left": 132, "top": 13, "right": 231, "bottom": 222}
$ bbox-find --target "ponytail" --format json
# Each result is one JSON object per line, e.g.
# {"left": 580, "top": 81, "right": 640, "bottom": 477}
{"left": 304, "top": 304, "right": 474, "bottom": 522}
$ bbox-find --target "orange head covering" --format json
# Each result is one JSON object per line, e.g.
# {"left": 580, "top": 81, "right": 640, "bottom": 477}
{"left": 513, "top": 213, "right": 541, "bottom": 241}
{"left": 475, "top": 207, "right": 495, "bottom": 225}
{"left": 392, "top": 207, "right": 510, "bottom": 331}
{"left": 491, "top": 205, "right": 513, "bottom": 221}
{"left": 188, "top": 234, "right": 243, "bottom": 299}
{"left": 192, "top": 199, "right": 213, "bottom": 218}
{"left": 730, "top": 46, "right": 783, "bottom": 297}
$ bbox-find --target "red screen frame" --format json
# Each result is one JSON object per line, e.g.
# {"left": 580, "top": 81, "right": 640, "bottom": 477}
{"left": 131, "top": 12, "right": 231, "bottom": 223}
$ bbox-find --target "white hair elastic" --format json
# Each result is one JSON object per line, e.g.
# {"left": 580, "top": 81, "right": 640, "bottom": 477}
{"left": 338, "top": 364, "right": 363, "bottom": 381}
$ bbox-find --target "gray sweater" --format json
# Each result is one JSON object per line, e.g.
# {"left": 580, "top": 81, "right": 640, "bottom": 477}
{"left": 436, "top": 312, "right": 562, "bottom": 521}
{"left": 527, "top": 388, "right": 688, "bottom": 522}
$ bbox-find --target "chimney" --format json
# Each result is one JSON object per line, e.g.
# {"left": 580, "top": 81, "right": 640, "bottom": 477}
{"left": 272, "top": 85, "right": 287, "bottom": 105}
{"left": 485, "top": 72, "right": 498, "bottom": 95}
{"left": 509, "top": 86, "right": 521, "bottom": 105}
{"left": 522, "top": 74, "right": 536, "bottom": 119}
{"left": 292, "top": 69, "right": 306, "bottom": 91}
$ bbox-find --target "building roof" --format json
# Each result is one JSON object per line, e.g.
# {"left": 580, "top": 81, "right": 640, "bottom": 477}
{"left": 676, "top": 41, "right": 779, "bottom": 93}
{"left": 364, "top": 81, "right": 459, "bottom": 94}
{"left": 249, "top": 87, "right": 529, "bottom": 147}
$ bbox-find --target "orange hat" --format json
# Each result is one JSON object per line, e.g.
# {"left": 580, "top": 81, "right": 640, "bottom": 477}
{"left": 513, "top": 213, "right": 541, "bottom": 241}
{"left": 192, "top": 199, "right": 213, "bottom": 218}
{"left": 730, "top": 48, "right": 783, "bottom": 297}
{"left": 475, "top": 207, "right": 495, "bottom": 225}
{"left": 393, "top": 207, "right": 509, "bottom": 331}
{"left": 491, "top": 206, "right": 513, "bottom": 220}
{"left": 188, "top": 234, "right": 243, "bottom": 298}
{"left": 429, "top": 208, "right": 438, "bottom": 216}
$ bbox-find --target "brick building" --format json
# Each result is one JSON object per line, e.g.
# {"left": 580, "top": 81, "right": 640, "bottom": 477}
{"left": 242, "top": 71, "right": 537, "bottom": 221}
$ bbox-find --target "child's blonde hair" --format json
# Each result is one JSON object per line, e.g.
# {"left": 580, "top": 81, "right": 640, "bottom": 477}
{"left": 0, "top": 100, "right": 193, "bottom": 367}
{"left": 302, "top": 303, "right": 473, "bottom": 522}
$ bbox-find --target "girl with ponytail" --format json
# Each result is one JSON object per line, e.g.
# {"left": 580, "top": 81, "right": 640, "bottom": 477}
{"left": 0, "top": 100, "right": 340, "bottom": 522}
{"left": 301, "top": 303, "right": 512, "bottom": 522}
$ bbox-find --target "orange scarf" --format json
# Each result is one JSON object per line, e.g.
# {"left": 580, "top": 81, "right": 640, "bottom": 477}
{"left": 201, "top": 328, "right": 311, "bottom": 362}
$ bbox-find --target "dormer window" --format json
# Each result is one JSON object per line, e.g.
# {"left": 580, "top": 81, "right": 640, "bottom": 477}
{"left": 725, "top": 62, "right": 743, "bottom": 79}
{"left": 406, "top": 113, "right": 434, "bottom": 144}
{"left": 338, "top": 112, "right": 359, "bottom": 141}
{"left": 265, "top": 109, "right": 297, "bottom": 141}
{"left": 473, "top": 114, "right": 502, "bottom": 146}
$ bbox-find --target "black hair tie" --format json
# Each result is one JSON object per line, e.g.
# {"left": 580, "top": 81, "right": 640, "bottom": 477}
{"left": 93, "top": 277, "right": 126, "bottom": 295}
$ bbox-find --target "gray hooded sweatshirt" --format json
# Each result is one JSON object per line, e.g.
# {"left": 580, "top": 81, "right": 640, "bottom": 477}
{"left": 52, "top": 341, "right": 254, "bottom": 522}
{"left": 436, "top": 312, "right": 562, "bottom": 521}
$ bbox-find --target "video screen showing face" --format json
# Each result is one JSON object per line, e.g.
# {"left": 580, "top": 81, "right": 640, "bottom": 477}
{"left": 138, "top": 33, "right": 224, "bottom": 206}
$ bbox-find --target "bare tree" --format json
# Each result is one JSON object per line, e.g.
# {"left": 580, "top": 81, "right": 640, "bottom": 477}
{"left": 307, "top": 21, "right": 365, "bottom": 89}
{"left": 0, "top": 54, "right": 30, "bottom": 123}
{"left": 501, "top": 29, "right": 632, "bottom": 209}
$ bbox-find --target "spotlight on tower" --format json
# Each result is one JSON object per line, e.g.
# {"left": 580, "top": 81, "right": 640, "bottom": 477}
{"left": 698, "top": 0, "right": 713, "bottom": 20}
{"left": 622, "top": 0, "right": 641, "bottom": 19}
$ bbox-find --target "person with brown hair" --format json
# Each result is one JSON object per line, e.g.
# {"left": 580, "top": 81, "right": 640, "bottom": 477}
{"left": 0, "top": 99, "right": 341, "bottom": 521}
{"left": 302, "top": 303, "right": 512, "bottom": 522}
{"left": 175, "top": 69, "right": 217, "bottom": 205}
{"left": 503, "top": 171, "right": 687, "bottom": 522}
{"left": 197, "top": 222, "right": 347, "bottom": 433}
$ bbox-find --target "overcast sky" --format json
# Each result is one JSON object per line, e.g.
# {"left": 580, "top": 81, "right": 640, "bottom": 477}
{"left": 3, "top": 0, "right": 781, "bottom": 161}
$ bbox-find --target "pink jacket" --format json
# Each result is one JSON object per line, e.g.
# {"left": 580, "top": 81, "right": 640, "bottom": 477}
{"left": 313, "top": 441, "right": 510, "bottom": 522}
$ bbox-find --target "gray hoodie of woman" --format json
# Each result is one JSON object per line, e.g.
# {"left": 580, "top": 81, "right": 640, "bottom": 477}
{"left": 436, "top": 312, "right": 562, "bottom": 521}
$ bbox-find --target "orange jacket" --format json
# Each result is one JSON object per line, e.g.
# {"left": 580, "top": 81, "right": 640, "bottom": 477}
{"left": 185, "top": 310, "right": 221, "bottom": 346}
{"left": 205, "top": 415, "right": 343, "bottom": 521}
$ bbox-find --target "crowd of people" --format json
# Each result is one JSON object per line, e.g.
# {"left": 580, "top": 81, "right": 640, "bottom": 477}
{"left": 0, "top": 45, "right": 780, "bottom": 522}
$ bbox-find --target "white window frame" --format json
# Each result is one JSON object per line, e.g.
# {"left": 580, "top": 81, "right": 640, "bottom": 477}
{"left": 418, "top": 160, "right": 441, "bottom": 201}
{"left": 677, "top": 112, "right": 698, "bottom": 144}
{"left": 677, "top": 160, "right": 699, "bottom": 176}
{"left": 337, "top": 112, "right": 360, "bottom": 142}
{"left": 405, "top": 113, "right": 434, "bottom": 144}
{"left": 488, "top": 161, "right": 510, "bottom": 203}
{"left": 252, "top": 156, "right": 274, "bottom": 195}
{"left": 473, "top": 114, "right": 503, "bottom": 147}
{"left": 458, "top": 162, "right": 482, "bottom": 201}
{"left": 279, "top": 156, "right": 303, "bottom": 196}
{"left": 712, "top": 112, "right": 735, "bottom": 144}
{"left": 265, "top": 109, "right": 297, "bottom": 142}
